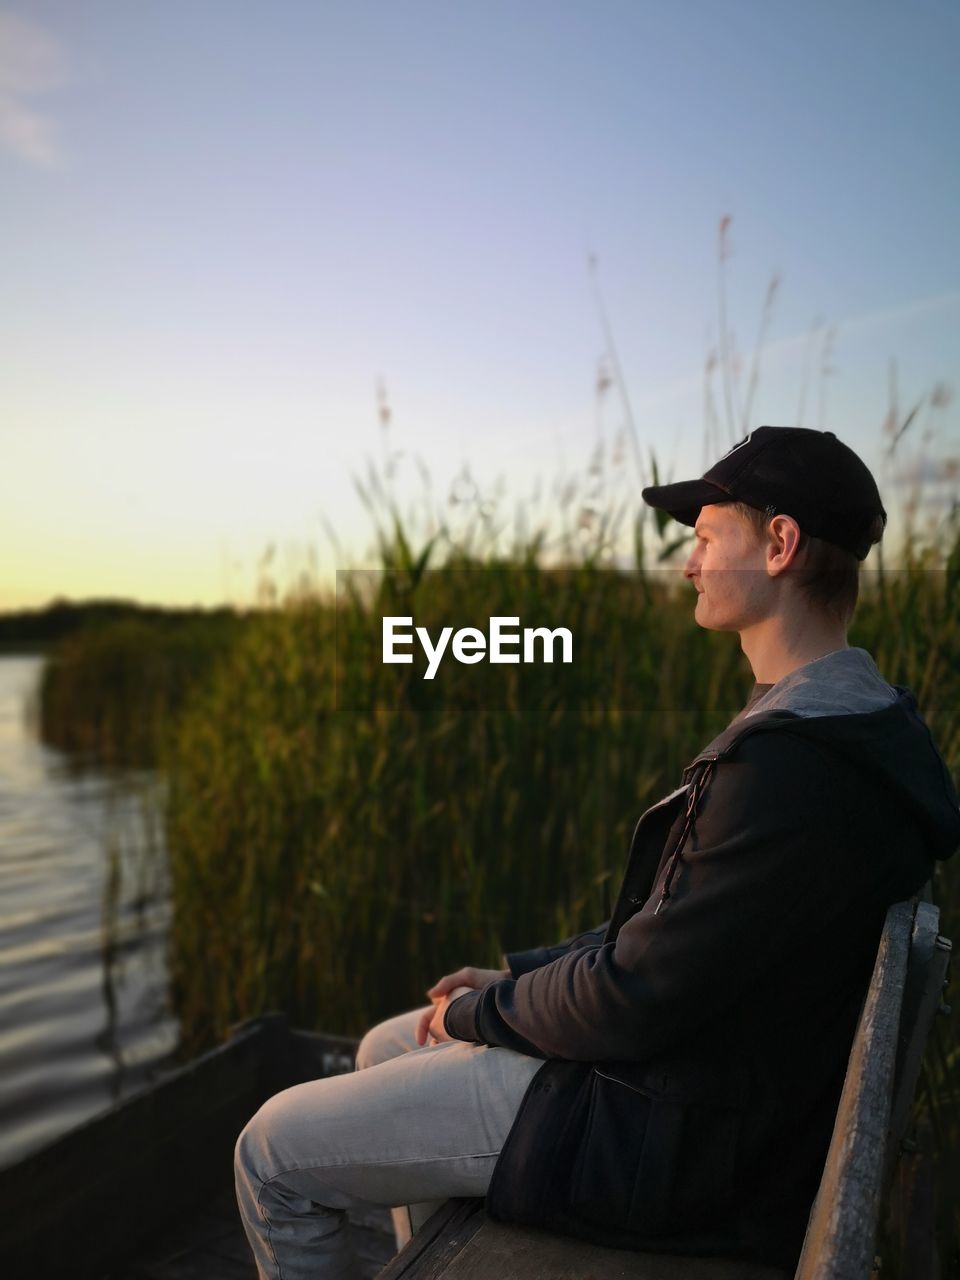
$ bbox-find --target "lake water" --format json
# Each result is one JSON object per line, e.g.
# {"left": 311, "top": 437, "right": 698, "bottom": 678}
{"left": 0, "top": 655, "right": 179, "bottom": 1169}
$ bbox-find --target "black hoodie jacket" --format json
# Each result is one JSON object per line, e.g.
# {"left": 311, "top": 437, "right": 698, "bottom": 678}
{"left": 443, "top": 649, "right": 960, "bottom": 1270}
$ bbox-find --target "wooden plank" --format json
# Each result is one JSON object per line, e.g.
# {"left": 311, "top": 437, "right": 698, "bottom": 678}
{"left": 436, "top": 1219, "right": 787, "bottom": 1279}
{"left": 885, "top": 903, "right": 949, "bottom": 1170}
{"left": 381, "top": 1202, "right": 786, "bottom": 1280}
{"left": 378, "top": 1199, "right": 486, "bottom": 1279}
{"left": 795, "top": 900, "right": 914, "bottom": 1280}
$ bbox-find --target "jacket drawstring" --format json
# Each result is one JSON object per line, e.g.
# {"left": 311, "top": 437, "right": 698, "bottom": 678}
{"left": 653, "top": 760, "right": 715, "bottom": 915}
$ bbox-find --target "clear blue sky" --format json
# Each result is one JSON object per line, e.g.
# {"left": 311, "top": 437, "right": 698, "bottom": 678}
{"left": 2, "top": 0, "right": 958, "bottom": 608}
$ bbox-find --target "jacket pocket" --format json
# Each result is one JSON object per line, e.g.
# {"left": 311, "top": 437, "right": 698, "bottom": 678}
{"left": 571, "top": 1057, "right": 747, "bottom": 1238}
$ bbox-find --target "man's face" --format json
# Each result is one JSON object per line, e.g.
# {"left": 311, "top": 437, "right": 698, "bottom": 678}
{"left": 683, "top": 504, "right": 772, "bottom": 632}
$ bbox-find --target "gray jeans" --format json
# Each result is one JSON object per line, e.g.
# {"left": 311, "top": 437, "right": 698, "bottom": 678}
{"left": 234, "top": 1006, "right": 543, "bottom": 1279}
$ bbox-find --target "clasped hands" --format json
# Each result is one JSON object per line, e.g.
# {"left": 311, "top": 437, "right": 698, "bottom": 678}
{"left": 414, "top": 965, "right": 509, "bottom": 1047}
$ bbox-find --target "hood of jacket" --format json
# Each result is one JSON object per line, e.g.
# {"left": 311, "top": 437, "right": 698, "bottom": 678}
{"left": 687, "top": 647, "right": 960, "bottom": 864}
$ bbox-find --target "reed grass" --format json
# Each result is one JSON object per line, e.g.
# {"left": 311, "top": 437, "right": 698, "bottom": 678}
{"left": 35, "top": 611, "right": 242, "bottom": 768}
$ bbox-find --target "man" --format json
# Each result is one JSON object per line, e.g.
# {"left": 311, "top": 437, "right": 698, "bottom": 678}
{"left": 235, "top": 426, "right": 960, "bottom": 1279}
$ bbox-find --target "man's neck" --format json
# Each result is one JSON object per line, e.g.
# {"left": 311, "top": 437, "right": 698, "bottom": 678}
{"left": 740, "top": 615, "right": 849, "bottom": 685}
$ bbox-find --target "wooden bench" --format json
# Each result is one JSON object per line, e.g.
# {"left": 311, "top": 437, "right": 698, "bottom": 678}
{"left": 379, "top": 897, "right": 952, "bottom": 1280}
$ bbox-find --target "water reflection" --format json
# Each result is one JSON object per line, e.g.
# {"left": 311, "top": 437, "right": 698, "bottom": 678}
{"left": 0, "top": 655, "right": 179, "bottom": 1168}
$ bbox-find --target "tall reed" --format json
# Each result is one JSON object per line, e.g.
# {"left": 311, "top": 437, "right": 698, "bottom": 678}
{"left": 36, "top": 611, "right": 242, "bottom": 768}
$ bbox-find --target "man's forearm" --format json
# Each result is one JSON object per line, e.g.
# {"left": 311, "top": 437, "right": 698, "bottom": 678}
{"left": 502, "top": 921, "right": 610, "bottom": 978}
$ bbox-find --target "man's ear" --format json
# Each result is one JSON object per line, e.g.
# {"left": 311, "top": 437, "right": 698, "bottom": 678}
{"left": 767, "top": 514, "right": 803, "bottom": 574}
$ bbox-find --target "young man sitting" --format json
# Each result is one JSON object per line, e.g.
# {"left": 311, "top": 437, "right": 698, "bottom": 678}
{"left": 235, "top": 426, "right": 960, "bottom": 1279}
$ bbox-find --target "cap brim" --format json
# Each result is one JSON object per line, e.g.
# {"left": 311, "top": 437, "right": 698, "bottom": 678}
{"left": 640, "top": 479, "right": 729, "bottom": 527}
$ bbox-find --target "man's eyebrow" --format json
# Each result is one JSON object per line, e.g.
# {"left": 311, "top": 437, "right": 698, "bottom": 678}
{"left": 694, "top": 521, "right": 716, "bottom": 535}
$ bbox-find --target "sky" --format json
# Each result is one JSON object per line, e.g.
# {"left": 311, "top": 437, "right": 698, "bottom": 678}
{"left": 2, "top": 0, "right": 959, "bottom": 609}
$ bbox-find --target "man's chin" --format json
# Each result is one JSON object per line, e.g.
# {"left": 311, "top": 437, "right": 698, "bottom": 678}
{"left": 693, "top": 600, "right": 734, "bottom": 632}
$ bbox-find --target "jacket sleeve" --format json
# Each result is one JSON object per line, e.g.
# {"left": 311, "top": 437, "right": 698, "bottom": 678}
{"left": 503, "top": 921, "right": 611, "bottom": 978}
{"left": 445, "top": 734, "right": 855, "bottom": 1060}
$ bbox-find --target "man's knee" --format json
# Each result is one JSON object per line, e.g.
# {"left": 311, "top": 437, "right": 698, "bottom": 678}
{"left": 234, "top": 1105, "right": 264, "bottom": 1188}
{"left": 234, "top": 1088, "right": 295, "bottom": 1186}
{"left": 235, "top": 1093, "right": 276, "bottom": 1181}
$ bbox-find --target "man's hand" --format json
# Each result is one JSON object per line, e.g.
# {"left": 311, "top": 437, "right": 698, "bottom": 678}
{"left": 415, "top": 985, "right": 474, "bottom": 1046}
{"left": 427, "top": 965, "right": 509, "bottom": 1000}
{"left": 414, "top": 965, "right": 511, "bottom": 1047}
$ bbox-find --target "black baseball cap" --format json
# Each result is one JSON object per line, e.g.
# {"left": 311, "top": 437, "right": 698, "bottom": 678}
{"left": 641, "top": 426, "right": 887, "bottom": 560}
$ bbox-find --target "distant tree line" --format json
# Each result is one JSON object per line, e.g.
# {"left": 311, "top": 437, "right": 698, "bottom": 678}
{"left": 0, "top": 598, "right": 243, "bottom": 651}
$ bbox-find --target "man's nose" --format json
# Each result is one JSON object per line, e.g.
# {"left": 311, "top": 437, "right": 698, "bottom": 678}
{"left": 683, "top": 547, "right": 700, "bottom": 580}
